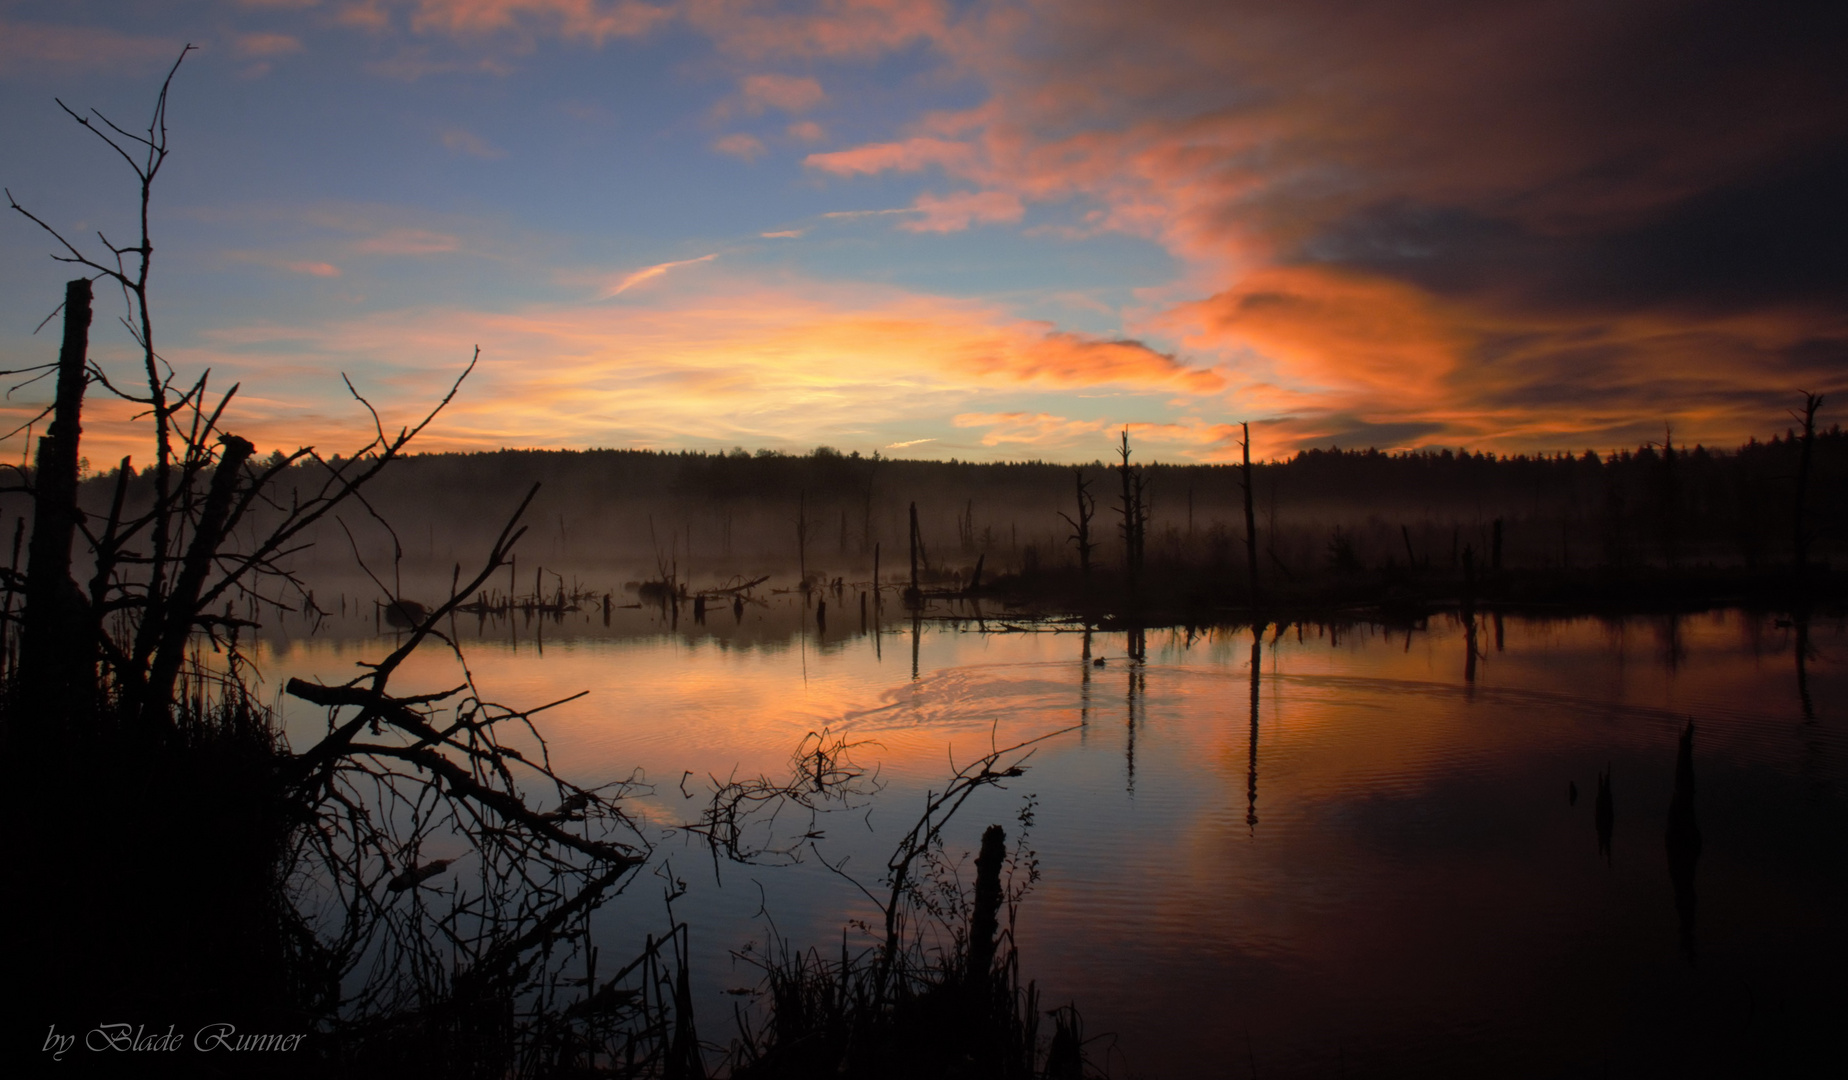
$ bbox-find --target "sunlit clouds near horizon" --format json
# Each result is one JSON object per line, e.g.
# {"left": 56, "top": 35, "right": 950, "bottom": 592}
{"left": 2, "top": 0, "right": 1844, "bottom": 466}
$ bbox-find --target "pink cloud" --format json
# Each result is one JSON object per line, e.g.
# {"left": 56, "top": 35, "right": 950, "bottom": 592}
{"left": 0, "top": 21, "right": 180, "bottom": 76}
{"left": 235, "top": 32, "right": 305, "bottom": 57}
{"left": 351, "top": 228, "right": 463, "bottom": 255}
{"left": 407, "top": 1, "right": 673, "bottom": 45}
{"left": 774, "top": 0, "right": 1848, "bottom": 453}
{"left": 806, "top": 137, "right": 974, "bottom": 176}
{"left": 740, "top": 73, "right": 825, "bottom": 113}
{"left": 712, "top": 133, "right": 768, "bottom": 161}
{"left": 901, "top": 190, "right": 1023, "bottom": 233}
{"left": 686, "top": 0, "right": 953, "bottom": 60}
{"left": 226, "top": 251, "right": 344, "bottom": 278}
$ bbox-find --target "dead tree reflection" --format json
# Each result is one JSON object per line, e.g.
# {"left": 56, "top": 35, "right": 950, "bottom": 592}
{"left": 1795, "top": 615, "right": 1816, "bottom": 723}
{"left": 1247, "top": 623, "right": 1263, "bottom": 833}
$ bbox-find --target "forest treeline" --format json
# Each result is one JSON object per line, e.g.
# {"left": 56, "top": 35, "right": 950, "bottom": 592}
{"left": 38, "top": 423, "right": 1840, "bottom": 597}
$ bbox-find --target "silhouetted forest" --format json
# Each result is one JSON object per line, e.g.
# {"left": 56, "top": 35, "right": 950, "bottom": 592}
{"left": 34, "top": 423, "right": 1834, "bottom": 608}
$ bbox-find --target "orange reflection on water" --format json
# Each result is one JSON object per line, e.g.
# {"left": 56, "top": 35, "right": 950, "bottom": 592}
{"left": 251, "top": 604, "right": 1841, "bottom": 1077}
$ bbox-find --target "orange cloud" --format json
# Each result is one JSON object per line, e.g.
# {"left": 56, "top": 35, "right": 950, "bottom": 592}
{"left": 953, "top": 331, "right": 1223, "bottom": 394}
{"left": 767, "top": 1, "right": 1848, "bottom": 457}
{"left": 1173, "top": 266, "right": 1464, "bottom": 404}
{"left": 951, "top": 412, "right": 1248, "bottom": 459}
{"left": 601, "top": 253, "right": 719, "bottom": 296}
{"left": 29, "top": 277, "right": 1224, "bottom": 464}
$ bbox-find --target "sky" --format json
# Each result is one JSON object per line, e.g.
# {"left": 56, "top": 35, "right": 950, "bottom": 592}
{"left": 1, "top": 0, "right": 1844, "bottom": 465}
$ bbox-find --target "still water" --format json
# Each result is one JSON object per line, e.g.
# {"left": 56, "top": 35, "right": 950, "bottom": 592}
{"left": 254, "top": 600, "right": 1844, "bottom": 1077}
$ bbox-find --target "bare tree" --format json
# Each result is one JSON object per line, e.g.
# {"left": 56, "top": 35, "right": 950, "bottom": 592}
{"left": 1057, "top": 469, "right": 1096, "bottom": 578}
{"left": 4, "top": 49, "right": 691, "bottom": 1075}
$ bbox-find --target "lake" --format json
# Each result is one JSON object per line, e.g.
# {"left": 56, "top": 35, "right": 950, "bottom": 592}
{"left": 251, "top": 597, "right": 1844, "bottom": 1077}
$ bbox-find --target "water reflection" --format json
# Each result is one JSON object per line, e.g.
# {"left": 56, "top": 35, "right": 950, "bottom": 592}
{"left": 1246, "top": 624, "right": 1262, "bottom": 833}
{"left": 241, "top": 603, "right": 1842, "bottom": 1078}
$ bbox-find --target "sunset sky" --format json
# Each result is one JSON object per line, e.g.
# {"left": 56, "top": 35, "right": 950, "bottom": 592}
{"left": 2, "top": 0, "right": 1843, "bottom": 464}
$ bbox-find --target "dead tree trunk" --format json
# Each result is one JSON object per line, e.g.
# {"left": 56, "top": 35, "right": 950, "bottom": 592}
{"left": 797, "top": 490, "right": 809, "bottom": 590}
{"left": 1059, "top": 469, "right": 1095, "bottom": 578}
{"left": 1240, "top": 422, "right": 1260, "bottom": 604}
{"left": 965, "top": 824, "right": 1006, "bottom": 984}
{"left": 907, "top": 502, "right": 921, "bottom": 605}
{"left": 141, "top": 434, "right": 256, "bottom": 727}
{"left": 1116, "top": 429, "right": 1141, "bottom": 597}
{"left": 19, "top": 279, "right": 95, "bottom": 723}
{"left": 1794, "top": 392, "right": 1823, "bottom": 587}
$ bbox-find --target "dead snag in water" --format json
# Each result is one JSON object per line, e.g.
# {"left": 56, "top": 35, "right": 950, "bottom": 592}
{"left": 1240, "top": 421, "right": 1260, "bottom": 605}
{"left": 965, "top": 823, "right": 1006, "bottom": 984}
{"left": 1116, "top": 428, "right": 1146, "bottom": 595}
{"left": 907, "top": 502, "right": 923, "bottom": 606}
{"left": 1793, "top": 391, "right": 1824, "bottom": 589}
{"left": 1058, "top": 469, "right": 1096, "bottom": 578}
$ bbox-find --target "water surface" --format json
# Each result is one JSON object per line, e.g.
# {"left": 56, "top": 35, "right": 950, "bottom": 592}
{"left": 255, "top": 602, "right": 1846, "bottom": 1077}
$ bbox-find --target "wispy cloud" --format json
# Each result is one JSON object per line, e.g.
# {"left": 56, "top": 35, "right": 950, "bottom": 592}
{"left": 737, "top": 73, "right": 825, "bottom": 114}
{"left": 368, "top": 48, "right": 514, "bottom": 80}
{"left": 235, "top": 32, "right": 304, "bottom": 57}
{"left": 225, "top": 250, "right": 343, "bottom": 278}
{"left": 405, "top": 0, "right": 673, "bottom": 46}
{"left": 821, "top": 208, "right": 919, "bottom": 220}
{"left": 440, "top": 127, "right": 506, "bottom": 159}
{"left": 902, "top": 190, "right": 1023, "bottom": 233}
{"left": 602, "top": 253, "right": 719, "bottom": 296}
{"left": 806, "top": 138, "right": 973, "bottom": 177}
{"left": 0, "top": 20, "right": 179, "bottom": 77}
{"left": 351, "top": 228, "right": 463, "bottom": 256}
{"left": 760, "top": 230, "right": 804, "bottom": 239}
{"left": 712, "top": 133, "right": 767, "bottom": 161}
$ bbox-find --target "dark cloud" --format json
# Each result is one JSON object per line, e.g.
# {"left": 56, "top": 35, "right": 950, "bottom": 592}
{"left": 1304, "top": 134, "right": 1848, "bottom": 318}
